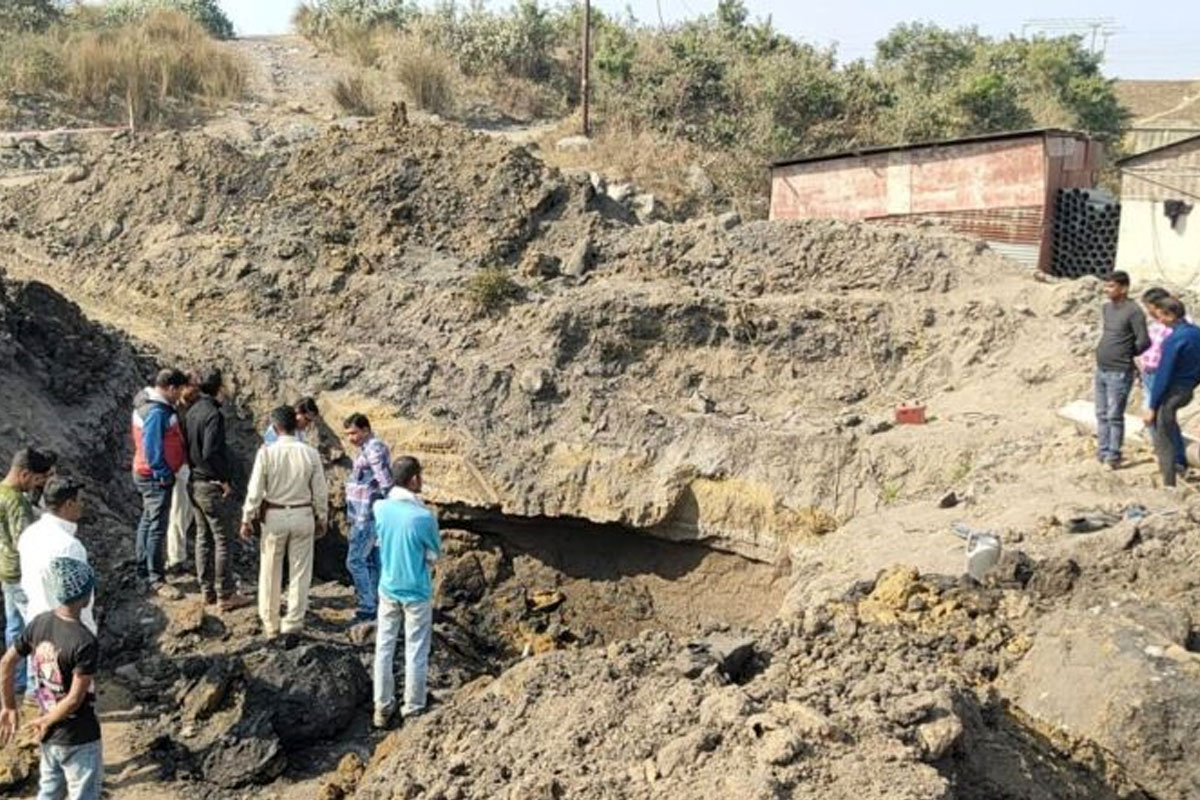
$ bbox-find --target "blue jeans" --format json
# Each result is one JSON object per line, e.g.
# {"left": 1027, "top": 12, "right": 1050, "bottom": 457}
{"left": 134, "top": 474, "right": 172, "bottom": 584}
{"left": 373, "top": 595, "right": 432, "bottom": 716}
{"left": 1095, "top": 369, "right": 1134, "bottom": 462}
{"left": 346, "top": 519, "right": 379, "bottom": 621}
{"left": 2, "top": 582, "right": 26, "bottom": 694}
{"left": 38, "top": 738, "right": 102, "bottom": 800}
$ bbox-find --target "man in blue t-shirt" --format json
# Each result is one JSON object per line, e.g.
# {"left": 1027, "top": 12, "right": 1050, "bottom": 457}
{"left": 1144, "top": 296, "right": 1200, "bottom": 486}
{"left": 371, "top": 456, "right": 440, "bottom": 730}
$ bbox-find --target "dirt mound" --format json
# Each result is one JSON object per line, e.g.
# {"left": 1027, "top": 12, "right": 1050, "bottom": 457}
{"left": 3, "top": 113, "right": 1200, "bottom": 800}
{"left": 0, "top": 118, "right": 1097, "bottom": 562}
{"left": 357, "top": 531, "right": 1190, "bottom": 800}
{"left": 0, "top": 269, "right": 149, "bottom": 791}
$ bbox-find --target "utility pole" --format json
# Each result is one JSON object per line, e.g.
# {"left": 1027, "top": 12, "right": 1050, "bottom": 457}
{"left": 581, "top": 0, "right": 591, "bottom": 138}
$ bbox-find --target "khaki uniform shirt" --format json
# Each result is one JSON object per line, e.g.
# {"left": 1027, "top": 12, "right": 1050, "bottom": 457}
{"left": 242, "top": 435, "right": 328, "bottom": 525}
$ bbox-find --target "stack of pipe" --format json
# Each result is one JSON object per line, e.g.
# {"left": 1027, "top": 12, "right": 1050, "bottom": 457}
{"left": 1050, "top": 188, "right": 1121, "bottom": 278}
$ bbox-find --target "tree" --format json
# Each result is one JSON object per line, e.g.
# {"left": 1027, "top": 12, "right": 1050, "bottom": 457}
{"left": 716, "top": 0, "right": 747, "bottom": 33}
{"left": 875, "top": 23, "right": 982, "bottom": 93}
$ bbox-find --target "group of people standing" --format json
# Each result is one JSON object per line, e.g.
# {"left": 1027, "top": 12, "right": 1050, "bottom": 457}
{"left": 0, "top": 368, "right": 442, "bottom": 799}
{"left": 0, "top": 449, "right": 101, "bottom": 798}
{"left": 1095, "top": 270, "right": 1200, "bottom": 485}
{"left": 131, "top": 369, "right": 441, "bottom": 732}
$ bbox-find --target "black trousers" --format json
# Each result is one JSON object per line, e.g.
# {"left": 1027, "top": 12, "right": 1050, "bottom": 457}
{"left": 191, "top": 480, "right": 236, "bottom": 596}
{"left": 1154, "top": 385, "right": 1194, "bottom": 487}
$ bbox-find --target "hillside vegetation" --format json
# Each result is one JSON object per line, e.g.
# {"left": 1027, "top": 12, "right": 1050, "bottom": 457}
{"left": 295, "top": 0, "right": 1129, "bottom": 217}
{"left": 0, "top": 0, "right": 242, "bottom": 127}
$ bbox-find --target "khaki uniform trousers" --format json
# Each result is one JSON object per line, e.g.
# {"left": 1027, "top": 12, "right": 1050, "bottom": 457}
{"left": 257, "top": 506, "right": 315, "bottom": 635}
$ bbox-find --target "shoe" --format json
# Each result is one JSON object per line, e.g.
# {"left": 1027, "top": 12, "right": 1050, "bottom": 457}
{"left": 372, "top": 703, "right": 395, "bottom": 730}
{"left": 217, "top": 594, "right": 252, "bottom": 613}
{"left": 152, "top": 582, "right": 184, "bottom": 600}
{"left": 165, "top": 563, "right": 189, "bottom": 580}
{"left": 203, "top": 590, "right": 218, "bottom": 605}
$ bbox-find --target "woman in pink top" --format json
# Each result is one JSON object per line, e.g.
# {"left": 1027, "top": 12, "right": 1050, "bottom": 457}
{"left": 1138, "top": 287, "right": 1172, "bottom": 410}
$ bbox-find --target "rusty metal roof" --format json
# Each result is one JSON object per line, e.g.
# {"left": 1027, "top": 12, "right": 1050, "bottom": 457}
{"left": 771, "top": 128, "right": 1089, "bottom": 169}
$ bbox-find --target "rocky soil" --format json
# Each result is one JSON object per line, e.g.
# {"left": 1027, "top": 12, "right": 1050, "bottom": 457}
{"left": 0, "top": 116, "right": 1126, "bottom": 563}
{"left": 360, "top": 505, "right": 1200, "bottom": 800}
{"left": 1, "top": 103, "right": 1199, "bottom": 799}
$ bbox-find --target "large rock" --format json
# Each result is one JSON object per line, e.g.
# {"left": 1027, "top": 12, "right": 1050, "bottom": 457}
{"left": 201, "top": 710, "right": 286, "bottom": 788}
{"left": 245, "top": 642, "right": 371, "bottom": 745}
{"left": 1002, "top": 607, "right": 1200, "bottom": 799}
{"left": 192, "top": 642, "right": 370, "bottom": 788}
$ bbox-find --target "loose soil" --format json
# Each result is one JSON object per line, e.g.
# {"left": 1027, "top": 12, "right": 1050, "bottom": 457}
{"left": 0, "top": 65, "right": 1198, "bottom": 799}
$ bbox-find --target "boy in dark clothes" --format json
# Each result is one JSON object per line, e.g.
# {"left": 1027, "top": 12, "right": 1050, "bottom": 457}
{"left": 0, "top": 557, "right": 101, "bottom": 800}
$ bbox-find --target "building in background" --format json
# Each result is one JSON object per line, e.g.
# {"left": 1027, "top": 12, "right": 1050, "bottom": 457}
{"left": 1114, "top": 79, "right": 1200, "bottom": 156}
{"left": 1115, "top": 135, "right": 1200, "bottom": 288}
{"left": 769, "top": 130, "right": 1102, "bottom": 272}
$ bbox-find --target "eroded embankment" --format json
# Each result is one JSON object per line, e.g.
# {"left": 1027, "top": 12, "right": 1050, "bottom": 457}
{"left": 0, "top": 117, "right": 1106, "bottom": 566}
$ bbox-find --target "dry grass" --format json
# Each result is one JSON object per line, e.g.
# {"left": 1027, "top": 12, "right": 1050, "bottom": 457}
{"left": 292, "top": 4, "right": 382, "bottom": 67}
{"left": 330, "top": 75, "right": 376, "bottom": 116}
{"left": 0, "top": 10, "right": 245, "bottom": 127}
{"left": 387, "top": 37, "right": 456, "bottom": 116}
{"left": 538, "top": 119, "right": 738, "bottom": 219}
{"left": 0, "top": 31, "right": 66, "bottom": 94}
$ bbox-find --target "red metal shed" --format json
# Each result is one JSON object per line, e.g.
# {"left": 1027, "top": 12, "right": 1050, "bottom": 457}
{"left": 769, "top": 129, "right": 1102, "bottom": 271}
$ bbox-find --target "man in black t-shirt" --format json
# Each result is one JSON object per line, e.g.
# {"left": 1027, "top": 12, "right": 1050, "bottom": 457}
{"left": 0, "top": 557, "right": 101, "bottom": 800}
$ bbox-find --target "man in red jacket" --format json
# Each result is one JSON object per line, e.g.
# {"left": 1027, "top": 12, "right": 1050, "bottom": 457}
{"left": 131, "top": 369, "right": 189, "bottom": 598}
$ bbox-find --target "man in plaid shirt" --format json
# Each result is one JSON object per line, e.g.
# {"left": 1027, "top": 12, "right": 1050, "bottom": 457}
{"left": 342, "top": 414, "right": 393, "bottom": 623}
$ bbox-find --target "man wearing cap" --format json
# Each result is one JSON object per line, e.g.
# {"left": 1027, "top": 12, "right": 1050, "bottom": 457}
{"left": 0, "top": 447, "right": 56, "bottom": 697}
{"left": 242, "top": 405, "right": 328, "bottom": 638}
{"left": 19, "top": 477, "right": 96, "bottom": 635}
{"left": 0, "top": 557, "right": 103, "bottom": 800}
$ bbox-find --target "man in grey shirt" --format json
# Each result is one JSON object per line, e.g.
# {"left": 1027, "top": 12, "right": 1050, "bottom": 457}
{"left": 1095, "top": 271, "right": 1150, "bottom": 468}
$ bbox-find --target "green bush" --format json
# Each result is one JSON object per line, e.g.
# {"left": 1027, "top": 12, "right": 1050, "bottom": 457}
{"left": 0, "top": 0, "right": 62, "bottom": 34}
{"left": 101, "top": 0, "right": 235, "bottom": 39}
{"left": 467, "top": 268, "right": 521, "bottom": 313}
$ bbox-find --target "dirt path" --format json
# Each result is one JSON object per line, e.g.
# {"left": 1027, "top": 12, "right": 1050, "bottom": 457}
{"left": 99, "top": 685, "right": 185, "bottom": 799}
{"left": 226, "top": 35, "right": 341, "bottom": 116}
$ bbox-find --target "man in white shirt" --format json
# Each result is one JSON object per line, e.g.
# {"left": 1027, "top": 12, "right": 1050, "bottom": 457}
{"left": 262, "top": 397, "right": 321, "bottom": 447}
{"left": 241, "top": 405, "right": 328, "bottom": 638}
{"left": 165, "top": 373, "right": 201, "bottom": 577}
{"left": 17, "top": 477, "right": 95, "bottom": 635}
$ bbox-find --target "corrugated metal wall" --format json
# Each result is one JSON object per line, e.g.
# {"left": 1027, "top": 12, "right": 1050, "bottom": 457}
{"left": 1126, "top": 128, "right": 1200, "bottom": 156}
{"left": 1121, "top": 137, "right": 1200, "bottom": 202}
{"left": 869, "top": 206, "right": 1044, "bottom": 268}
{"left": 770, "top": 132, "right": 1100, "bottom": 272}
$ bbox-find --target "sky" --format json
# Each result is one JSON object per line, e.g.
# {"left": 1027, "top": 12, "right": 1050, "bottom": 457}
{"left": 220, "top": 0, "right": 1200, "bottom": 80}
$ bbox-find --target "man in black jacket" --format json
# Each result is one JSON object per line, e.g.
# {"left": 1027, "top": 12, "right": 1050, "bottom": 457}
{"left": 186, "top": 369, "right": 251, "bottom": 612}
